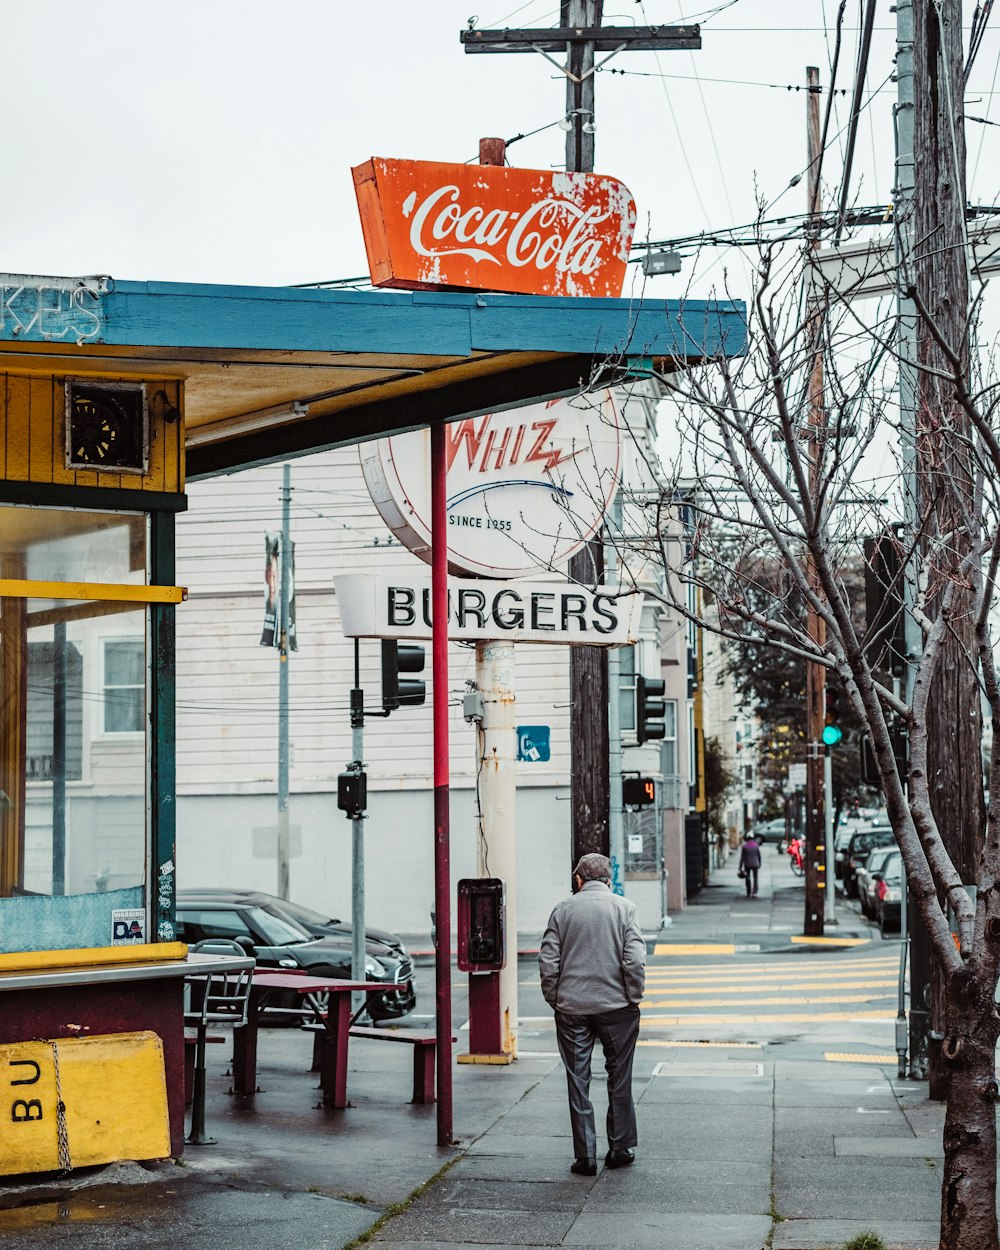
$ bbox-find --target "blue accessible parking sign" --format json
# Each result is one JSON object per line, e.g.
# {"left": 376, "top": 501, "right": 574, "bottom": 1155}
{"left": 516, "top": 725, "right": 551, "bottom": 763}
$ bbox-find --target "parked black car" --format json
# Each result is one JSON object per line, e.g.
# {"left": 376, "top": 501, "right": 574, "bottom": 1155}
{"left": 175, "top": 889, "right": 415, "bottom": 1022}
{"left": 183, "top": 887, "right": 408, "bottom": 960}
{"left": 842, "top": 827, "right": 895, "bottom": 898}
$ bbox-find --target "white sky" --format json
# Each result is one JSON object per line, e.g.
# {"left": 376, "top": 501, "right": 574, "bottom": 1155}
{"left": 4, "top": 1, "right": 997, "bottom": 302}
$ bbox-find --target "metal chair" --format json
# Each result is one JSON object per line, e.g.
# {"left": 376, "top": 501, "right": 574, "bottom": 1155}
{"left": 184, "top": 940, "right": 254, "bottom": 1145}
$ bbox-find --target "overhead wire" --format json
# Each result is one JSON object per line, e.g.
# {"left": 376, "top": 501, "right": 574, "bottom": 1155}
{"left": 661, "top": 0, "right": 736, "bottom": 222}
{"left": 631, "top": 0, "right": 714, "bottom": 225}
{"left": 834, "top": 0, "right": 878, "bottom": 243}
{"left": 965, "top": 1, "right": 994, "bottom": 85}
{"left": 603, "top": 66, "right": 851, "bottom": 93}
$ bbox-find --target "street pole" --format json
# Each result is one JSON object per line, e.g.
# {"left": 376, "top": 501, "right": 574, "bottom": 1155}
{"left": 607, "top": 490, "right": 624, "bottom": 894}
{"left": 565, "top": 0, "right": 611, "bottom": 876}
{"left": 823, "top": 746, "right": 836, "bottom": 925}
{"left": 473, "top": 641, "right": 518, "bottom": 1059}
{"left": 804, "top": 65, "right": 826, "bottom": 937}
{"left": 350, "top": 644, "right": 366, "bottom": 1015}
{"left": 277, "top": 462, "right": 291, "bottom": 900}
{"left": 910, "top": 0, "right": 981, "bottom": 1101}
{"left": 430, "top": 422, "right": 454, "bottom": 1146}
{"left": 893, "top": 0, "right": 928, "bottom": 1081}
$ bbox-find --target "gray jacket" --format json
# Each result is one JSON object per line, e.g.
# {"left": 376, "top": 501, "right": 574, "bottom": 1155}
{"left": 538, "top": 881, "right": 646, "bottom": 1014}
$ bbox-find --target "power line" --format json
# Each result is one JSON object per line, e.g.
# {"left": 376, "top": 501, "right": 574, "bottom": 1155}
{"left": 603, "top": 66, "right": 852, "bottom": 93}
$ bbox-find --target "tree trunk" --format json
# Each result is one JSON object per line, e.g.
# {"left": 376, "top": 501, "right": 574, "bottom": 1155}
{"left": 940, "top": 981, "right": 1000, "bottom": 1250}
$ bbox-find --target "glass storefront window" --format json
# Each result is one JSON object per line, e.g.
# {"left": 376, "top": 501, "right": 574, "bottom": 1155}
{"left": 0, "top": 505, "right": 151, "bottom": 952}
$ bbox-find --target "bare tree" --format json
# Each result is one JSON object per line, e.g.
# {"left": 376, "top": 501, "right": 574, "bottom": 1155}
{"left": 598, "top": 228, "right": 1000, "bottom": 1250}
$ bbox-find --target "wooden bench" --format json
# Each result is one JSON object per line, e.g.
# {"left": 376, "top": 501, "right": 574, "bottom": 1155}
{"left": 304, "top": 1022, "right": 453, "bottom": 1104}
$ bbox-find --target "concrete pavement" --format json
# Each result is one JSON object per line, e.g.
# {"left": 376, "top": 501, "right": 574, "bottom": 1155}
{"left": 0, "top": 850, "right": 948, "bottom": 1250}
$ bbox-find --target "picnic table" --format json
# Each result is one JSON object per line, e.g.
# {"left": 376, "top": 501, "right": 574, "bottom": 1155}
{"left": 231, "top": 970, "right": 381, "bottom": 1108}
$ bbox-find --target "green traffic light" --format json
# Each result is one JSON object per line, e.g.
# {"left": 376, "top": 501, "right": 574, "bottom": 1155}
{"left": 821, "top": 725, "right": 843, "bottom": 746}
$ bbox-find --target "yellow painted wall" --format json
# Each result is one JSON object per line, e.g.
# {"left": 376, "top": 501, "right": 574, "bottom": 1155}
{"left": 0, "top": 1032, "right": 170, "bottom": 1175}
{"left": 0, "top": 373, "right": 183, "bottom": 494}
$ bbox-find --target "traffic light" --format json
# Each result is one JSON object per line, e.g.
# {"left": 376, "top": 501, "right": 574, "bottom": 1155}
{"left": 636, "top": 675, "right": 666, "bottom": 745}
{"left": 822, "top": 680, "right": 843, "bottom": 746}
{"left": 381, "top": 639, "right": 426, "bottom": 712}
{"left": 337, "top": 762, "right": 367, "bottom": 818}
{"left": 622, "top": 776, "right": 657, "bottom": 808}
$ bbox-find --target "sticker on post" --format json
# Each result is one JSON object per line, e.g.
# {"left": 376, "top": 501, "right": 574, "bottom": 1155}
{"left": 517, "top": 726, "right": 550, "bottom": 763}
{"left": 111, "top": 909, "right": 146, "bottom": 945}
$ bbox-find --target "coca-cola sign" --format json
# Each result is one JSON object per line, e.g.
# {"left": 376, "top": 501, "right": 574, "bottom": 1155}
{"left": 352, "top": 158, "right": 636, "bottom": 298}
{"left": 360, "top": 392, "right": 622, "bottom": 579}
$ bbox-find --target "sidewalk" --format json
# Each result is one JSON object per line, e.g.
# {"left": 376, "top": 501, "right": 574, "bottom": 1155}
{"left": 0, "top": 856, "right": 944, "bottom": 1250}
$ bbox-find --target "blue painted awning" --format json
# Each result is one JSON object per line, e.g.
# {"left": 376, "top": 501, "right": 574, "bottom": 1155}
{"left": 0, "top": 273, "right": 745, "bottom": 478}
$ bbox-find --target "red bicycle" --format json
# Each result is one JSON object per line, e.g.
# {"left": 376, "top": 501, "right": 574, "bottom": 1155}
{"left": 787, "top": 836, "right": 805, "bottom": 877}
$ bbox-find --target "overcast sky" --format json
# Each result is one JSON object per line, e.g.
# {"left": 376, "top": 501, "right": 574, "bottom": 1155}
{"left": 5, "top": 2, "right": 997, "bottom": 304}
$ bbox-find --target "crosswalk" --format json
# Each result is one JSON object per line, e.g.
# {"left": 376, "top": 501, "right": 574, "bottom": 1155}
{"left": 638, "top": 953, "right": 901, "bottom": 1028}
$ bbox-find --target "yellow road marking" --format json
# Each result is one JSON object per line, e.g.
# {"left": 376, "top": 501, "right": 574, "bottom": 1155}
{"left": 790, "top": 935, "right": 871, "bottom": 947}
{"left": 636, "top": 1040, "right": 762, "bottom": 1049}
{"left": 640, "top": 979, "right": 896, "bottom": 996}
{"left": 641, "top": 993, "right": 893, "bottom": 1009}
{"left": 640, "top": 1009, "right": 896, "bottom": 1024}
{"left": 653, "top": 943, "right": 735, "bottom": 956}
{"left": 825, "top": 1052, "right": 897, "bottom": 1064}
{"left": 644, "top": 971, "right": 897, "bottom": 987}
{"left": 646, "top": 956, "right": 899, "bottom": 971}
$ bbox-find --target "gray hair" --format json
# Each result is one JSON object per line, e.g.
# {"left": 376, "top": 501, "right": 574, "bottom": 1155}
{"left": 574, "top": 853, "right": 612, "bottom": 883}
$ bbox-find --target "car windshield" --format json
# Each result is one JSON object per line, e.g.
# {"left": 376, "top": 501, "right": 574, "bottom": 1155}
{"left": 276, "top": 898, "right": 335, "bottom": 928}
{"left": 881, "top": 855, "right": 903, "bottom": 884}
{"left": 853, "top": 830, "right": 894, "bottom": 855}
{"left": 243, "top": 906, "right": 314, "bottom": 946}
{"left": 867, "top": 847, "right": 897, "bottom": 872}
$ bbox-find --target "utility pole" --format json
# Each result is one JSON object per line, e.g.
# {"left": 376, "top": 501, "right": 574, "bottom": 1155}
{"left": 893, "top": 0, "right": 929, "bottom": 1082}
{"left": 910, "top": 0, "right": 982, "bottom": 1100}
{"left": 277, "top": 463, "right": 292, "bottom": 899}
{"left": 460, "top": 7, "right": 701, "bottom": 875}
{"left": 804, "top": 66, "right": 827, "bottom": 937}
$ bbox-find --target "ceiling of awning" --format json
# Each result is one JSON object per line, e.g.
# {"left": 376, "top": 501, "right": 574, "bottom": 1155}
{"left": 0, "top": 276, "right": 747, "bottom": 481}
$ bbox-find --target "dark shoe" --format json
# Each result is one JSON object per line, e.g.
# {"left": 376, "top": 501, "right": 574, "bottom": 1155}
{"left": 605, "top": 1148, "right": 635, "bottom": 1169}
{"left": 571, "top": 1157, "right": 597, "bottom": 1176}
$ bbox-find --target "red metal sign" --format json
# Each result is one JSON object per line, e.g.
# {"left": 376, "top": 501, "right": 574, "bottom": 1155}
{"left": 352, "top": 158, "right": 636, "bottom": 298}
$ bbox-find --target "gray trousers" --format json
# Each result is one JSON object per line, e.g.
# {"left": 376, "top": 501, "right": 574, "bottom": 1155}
{"left": 554, "top": 1004, "right": 641, "bottom": 1159}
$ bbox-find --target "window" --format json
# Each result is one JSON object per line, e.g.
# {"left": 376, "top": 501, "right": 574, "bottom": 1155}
{"left": 103, "top": 639, "right": 145, "bottom": 733}
{"left": 175, "top": 909, "right": 253, "bottom": 946}
{"left": 618, "top": 645, "right": 636, "bottom": 733}
{"left": 660, "top": 700, "right": 680, "bottom": 807}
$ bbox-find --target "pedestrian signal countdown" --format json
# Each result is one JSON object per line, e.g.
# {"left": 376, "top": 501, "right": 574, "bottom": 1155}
{"left": 622, "top": 776, "right": 656, "bottom": 808}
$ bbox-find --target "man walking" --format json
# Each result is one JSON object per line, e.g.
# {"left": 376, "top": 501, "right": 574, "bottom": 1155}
{"left": 538, "top": 854, "right": 646, "bottom": 1176}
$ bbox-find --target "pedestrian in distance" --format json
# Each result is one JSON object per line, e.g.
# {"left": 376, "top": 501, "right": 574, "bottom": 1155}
{"left": 538, "top": 853, "right": 646, "bottom": 1177}
{"left": 739, "top": 830, "right": 762, "bottom": 898}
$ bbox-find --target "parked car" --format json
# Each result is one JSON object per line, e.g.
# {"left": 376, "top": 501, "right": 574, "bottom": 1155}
{"left": 874, "top": 851, "right": 904, "bottom": 936}
{"left": 856, "top": 845, "right": 900, "bottom": 919}
{"left": 833, "top": 823, "right": 856, "bottom": 881}
{"left": 182, "top": 886, "right": 408, "bottom": 960}
{"left": 755, "top": 818, "right": 787, "bottom": 848}
{"left": 175, "top": 889, "right": 415, "bottom": 1022}
{"left": 842, "top": 826, "right": 896, "bottom": 897}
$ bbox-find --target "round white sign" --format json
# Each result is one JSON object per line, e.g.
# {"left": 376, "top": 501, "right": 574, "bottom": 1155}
{"left": 360, "top": 392, "right": 622, "bottom": 579}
